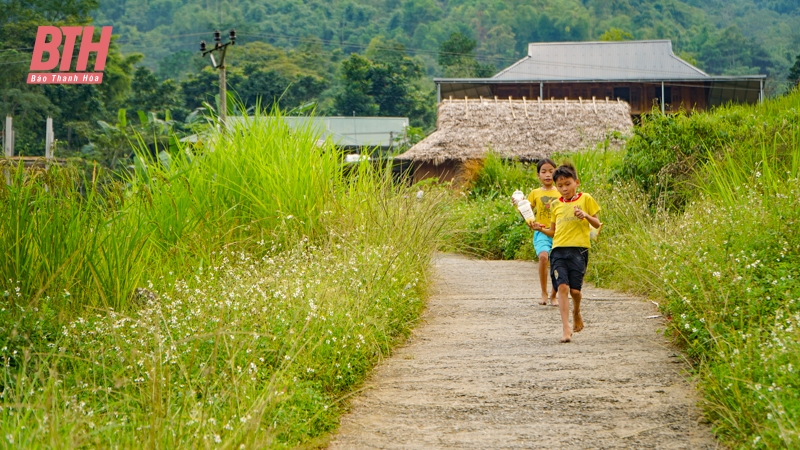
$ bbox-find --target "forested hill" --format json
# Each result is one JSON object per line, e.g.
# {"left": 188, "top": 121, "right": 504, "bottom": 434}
{"left": 3, "top": 0, "right": 800, "bottom": 159}
{"left": 97, "top": 0, "right": 799, "bottom": 84}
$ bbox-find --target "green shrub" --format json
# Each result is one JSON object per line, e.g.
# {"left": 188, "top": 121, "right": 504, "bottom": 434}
{"left": 617, "top": 95, "right": 800, "bottom": 211}
{"left": 447, "top": 197, "right": 535, "bottom": 260}
{"left": 466, "top": 153, "right": 540, "bottom": 200}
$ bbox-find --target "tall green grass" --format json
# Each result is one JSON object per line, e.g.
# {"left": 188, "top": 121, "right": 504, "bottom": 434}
{"left": 0, "top": 165, "right": 152, "bottom": 312}
{"left": 617, "top": 92, "right": 800, "bottom": 211}
{"left": 0, "top": 109, "right": 449, "bottom": 447}
{"left": 589, "top": 93, "right": 800, "bottom": 448}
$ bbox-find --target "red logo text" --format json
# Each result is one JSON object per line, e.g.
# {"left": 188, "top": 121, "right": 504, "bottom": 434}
{"left": 28, "top": 26, "right": 112, "bottom": 84}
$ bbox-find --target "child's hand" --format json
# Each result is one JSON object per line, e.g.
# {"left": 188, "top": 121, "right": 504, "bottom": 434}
{"left": 527, "top": 221, "right": 541, "bottom": 231}
{"left": 573, "top": 206, "right": 587, "bottom": 219}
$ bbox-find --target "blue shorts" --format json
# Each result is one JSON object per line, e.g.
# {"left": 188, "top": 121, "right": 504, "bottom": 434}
{"left": 533, "top": 231, "right": 553, "bottom": 255}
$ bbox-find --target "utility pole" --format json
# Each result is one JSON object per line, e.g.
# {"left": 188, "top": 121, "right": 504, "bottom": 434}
{"left": 201, "top": 29, "right": 236, "bottom": 125}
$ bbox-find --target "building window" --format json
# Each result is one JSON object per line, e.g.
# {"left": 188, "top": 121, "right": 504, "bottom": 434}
{"left": 613, "top": 87, "right": 630, "bottom": 103}
{"left": 656, "top": 86, "right": 672, "bottom": 109}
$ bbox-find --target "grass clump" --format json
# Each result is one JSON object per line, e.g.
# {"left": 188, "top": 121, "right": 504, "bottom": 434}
{"left": 0, "top": 109, "right": 448, "bottom": 448}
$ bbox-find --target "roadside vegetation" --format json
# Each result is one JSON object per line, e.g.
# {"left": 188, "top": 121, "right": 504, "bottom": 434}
{"left": 449, "top": 92, "right": 800, "bottom": 448}
{"left": 0, "top": 110, "right": 448, "bottom": 448}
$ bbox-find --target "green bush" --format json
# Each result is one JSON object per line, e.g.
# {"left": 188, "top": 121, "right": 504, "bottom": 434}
{"left": 467, "top": 153, "right": 539, "bottom": 200}
{"left": 447, "top": 197, "right": 535, "bottom": 260}
{"left": 617, "top": 95, "right": 800, "bottom": 210}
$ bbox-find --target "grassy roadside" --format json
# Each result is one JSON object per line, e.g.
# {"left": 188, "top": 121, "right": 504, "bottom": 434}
{"left": 0, "top": 110, "right": 449, "bottom": 447}
{"left": 589, "top": 96, "right": 800, "bottom": 448}
{"left": 446, "top": 93, "right": 800, "bottom": 447}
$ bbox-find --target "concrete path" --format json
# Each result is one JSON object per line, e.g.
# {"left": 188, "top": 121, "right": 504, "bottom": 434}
{"left": 328, "top": 254, "right": 718, "bottom": 449}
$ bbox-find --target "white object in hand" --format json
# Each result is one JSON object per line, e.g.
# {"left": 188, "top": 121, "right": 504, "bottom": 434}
{"left": 590, "top": 224, "right": 601, "bottom": 241}
{"left": 512, "top": 190, "right": 525, "bottom": 203}
{"left": 516, "top": 199, "right": 535, "bottom": 221}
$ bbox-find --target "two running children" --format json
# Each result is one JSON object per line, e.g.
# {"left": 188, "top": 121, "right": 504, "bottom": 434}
{"left": 516, "top": 160, "right": 602, "bottom": 343}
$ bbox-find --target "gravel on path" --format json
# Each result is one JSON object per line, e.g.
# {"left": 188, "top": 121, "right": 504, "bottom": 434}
{"left": 328, "top": 253, "right": 718, "bottom": 449}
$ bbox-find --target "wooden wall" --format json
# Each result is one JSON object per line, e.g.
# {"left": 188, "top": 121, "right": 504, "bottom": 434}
{"left": 412, "top": 161, "right": 459, "bottom": 184}
{"left": 492, "top": 82, "right": 708, "bottom": 115}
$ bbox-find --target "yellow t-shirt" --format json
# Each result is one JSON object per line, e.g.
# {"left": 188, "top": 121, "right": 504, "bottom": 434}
{"left": 527, "top": 187, "right": 559, "bottom": 228}
{"left": 551, "top": 193, "right": 601, "bottom": 249}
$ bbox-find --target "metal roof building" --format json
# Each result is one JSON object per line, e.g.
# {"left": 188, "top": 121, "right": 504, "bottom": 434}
{"left": 223, "top": 116, "right": 409, "bottom": 150}
{"left": 283, "top": 116, "right": 409, "bottom": 149}
{"left": 437, "top": 40, "right": 765, "bottom": 114}
{"left": 495, "top": 40, "right": 708, "bottom": 80}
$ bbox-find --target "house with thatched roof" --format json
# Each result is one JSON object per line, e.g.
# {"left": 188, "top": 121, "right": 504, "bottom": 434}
{"left": 397, "top": 97, "right": 632, "bottom": 183}
{"left": 398, "top": 39, "right": 765, "bottom": 183}
{"left": 436, "top": 40, "right": 765, "bottom": 115}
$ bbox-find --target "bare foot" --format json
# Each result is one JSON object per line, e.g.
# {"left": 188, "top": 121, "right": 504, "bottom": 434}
{"left": 548, "top": 292, "right": 558, "bottom": 306}
{"left": 539, "top": 293, "right": 548, "bottom": 306}
{"left": 573, "top": 312, "right": 584, "bottom": 333}
{"left": 560, "top": 335, "right": 572, "bottom": 343}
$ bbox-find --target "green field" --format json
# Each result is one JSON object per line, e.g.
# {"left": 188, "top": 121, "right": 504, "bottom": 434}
{"left": 0, "top": 110, "right": 448, "bottom": 448}
{"left": 3, "top": 88, "right": 800, "bottom": 447}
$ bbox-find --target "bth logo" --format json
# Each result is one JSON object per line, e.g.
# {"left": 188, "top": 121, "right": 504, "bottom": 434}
{"left": 27, "top": 26, "right": 112, "bottom": 85}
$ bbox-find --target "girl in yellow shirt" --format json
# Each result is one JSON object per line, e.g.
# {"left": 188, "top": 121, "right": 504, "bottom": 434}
{"left": 534, "top": 163, "right": 601, "bottom": 343}
{"left": 525, "top": 158, "right": 559, "bottom": 306}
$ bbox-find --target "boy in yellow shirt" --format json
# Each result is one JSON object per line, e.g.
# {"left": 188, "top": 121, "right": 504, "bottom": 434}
{"left": 534, "top": 163, "right": 601, "bottom": 343}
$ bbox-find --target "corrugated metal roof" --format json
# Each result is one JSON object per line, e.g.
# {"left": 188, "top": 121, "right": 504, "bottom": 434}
{"left": 493, "top": 40, "right": 709, "bottom": 81}
{"left": 285, "top": 116, "right": 408, "bottom": 148}
{"left": 226, "top": 116, "right": 409, "bottom": 147}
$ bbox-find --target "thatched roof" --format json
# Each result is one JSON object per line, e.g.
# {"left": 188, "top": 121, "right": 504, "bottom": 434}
{"left": 397, "top": 97, "right": 633, "bottom": 164}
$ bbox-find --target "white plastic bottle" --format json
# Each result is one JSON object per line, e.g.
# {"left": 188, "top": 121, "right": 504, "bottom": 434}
{"left": 516, "top": 199, "right": 535, "bottom": 222}
{"left": 511, "top": 190, "right": 525, "bottom": 204}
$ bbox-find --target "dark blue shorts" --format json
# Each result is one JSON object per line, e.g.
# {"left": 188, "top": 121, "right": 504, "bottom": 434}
{"left": 550, "top": 247, "right": 589, "bottom": 291}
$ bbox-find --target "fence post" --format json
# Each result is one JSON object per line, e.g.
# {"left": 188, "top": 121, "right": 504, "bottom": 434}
{"left": 45, "top": 116, "right": 54, "bottom": 162}
{"left": 3, "top": 116, "right": 11, "bottom": 185}
{"left": 4, "top": 116, "right": 12, "bottom": 157}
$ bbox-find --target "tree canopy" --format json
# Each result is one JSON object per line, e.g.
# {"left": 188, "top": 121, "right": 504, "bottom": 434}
{"left": 3, "top": 0, "right": 800, "bottom": 161}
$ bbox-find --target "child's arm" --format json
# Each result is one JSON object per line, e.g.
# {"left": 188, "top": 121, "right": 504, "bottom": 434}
{"left": 534, "top": 222, "right": 555, "bottom": 237}
{"left": 574, "top": 206, "right": 601, "bottom": 228}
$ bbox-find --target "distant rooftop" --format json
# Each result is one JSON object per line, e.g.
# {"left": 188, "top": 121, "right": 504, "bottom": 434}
{"left": 493, "top": 40, "right": 709, "bottom": 81}
{"left": 225, "top": 116, "right": 409, "bottom": 148}
{"left": 284, "top": 116, "right": 408, "bottom": 148}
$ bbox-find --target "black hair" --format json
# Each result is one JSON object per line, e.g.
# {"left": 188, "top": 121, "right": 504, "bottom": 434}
{"left": 536, "top": 158, "right": 557, "bottom": 173}
{"left": 552, "top": 163, "right": 578, "bottom": 182}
